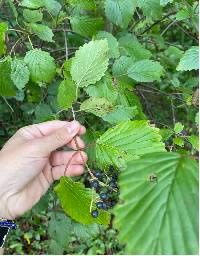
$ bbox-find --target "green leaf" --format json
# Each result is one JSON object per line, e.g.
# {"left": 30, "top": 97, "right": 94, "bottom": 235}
{"left": 7, "top": 0, "right": 18, "bottom": 18}
{"left": 70, "top": 16, "right": 104, "bottom": 38}
{"left": 24, "top": 49, "right": 56, "bottom": 83}
{"left": 71, "top": 40, "right": 109, "bottom": 88}
{"left": 29, "top": 23, "right": 54, "bottom": 42}
{"left": 11, "top": 59, "right": 30, "bottom": 90}
{"left": 160, "top": 0, "right": 173, "bottom": 6}
{"left": 195, "top": 112, "right": 199, "bottom": 127}
{"left": 128, "top": 60, "right": 164, "bottom": 82}
{"left": 96, "top": 120, "right": 165, "bottom": 168}
{"left": 137, "top": 0, "right": 162, "bottom": 19}
{"left": 188, "top": 135, "right": 199, "bottom": 151}
{"left": 44, "top": 0, "right": 62, "bottom": 16}
{"left": 80, "top": 97, "right": 114, "bottom": 117}
{"left": 54, "top": 176, "right": 110, "bottom": 225}
{"left": 102, "top": 105, "right": 138, "bottom": 124}
{"left": 85, "top": 73, "right": 118, "bottom": 104}
{"left": 96, "top": 31, "right": 120, "bottom": 59}
{"left": 105, "top": 0, "right": 136, "bottom": 28}
{"left": 0, "top": 22, "right": 7, "bottom": 56}
{"left": 67, "top": 0, "right": 96, "bottom": 10}
{"left": 72, "top": 222, "right": 99, "bottom": 240}
{"left": 176, "top": 9, "right": 190, "bottom": 21}
{"left": 177, "top": 46, "right": 199, "bottom": 71}
{"left": 112, "top": 56, "right": 135, "bottom": 82}
{"left": 173, "top": 137, "right": 184, "bottom": 147}
{"left": 35, "top": 103, "right": 53, "bottom": 122}
{"left": 57, "top": 79, "right": 76, "bottom": 110}
{"left": 119, "top": 34, "right": 152, "bottom": 60}
{"left": 20, "top": 0, "right": 45, "bottom": 8}
{"left": 174, "top": 122, "right": 184, "bottom": 134}
{"left": 159, "top": 128, "right": 173, "bottom": 141}
{"left": 114, "top": 152, "right": 198, "bottom": 254}
{"left": 0, "top": 58, "right": 16, "bottom": 96}
{"left": 23, "top": 9, "right": 43, "bottom": 23}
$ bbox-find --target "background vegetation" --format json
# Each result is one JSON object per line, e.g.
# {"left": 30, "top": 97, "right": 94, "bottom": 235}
{"left": 0, "top": 0, "right": 199, "bottom": 254}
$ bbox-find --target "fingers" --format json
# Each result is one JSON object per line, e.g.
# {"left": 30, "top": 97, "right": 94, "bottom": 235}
{"left": 67, "top": 136, "right": 85, "bottom": 150}
{"left": 50, "top": 151, "right": 88, "bottom": 166}
{"left": 37, "top": 121, "right": 82, "bottom": 154}
{"left": 52, "top": 164, "right": 84, "bottom": 180}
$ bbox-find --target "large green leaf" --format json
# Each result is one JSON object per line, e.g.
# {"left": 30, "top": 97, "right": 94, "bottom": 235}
{"left": 96, "top": 120, "right": 165, "bottom": 168}
{"left": 96, "top": 31, "right": 120, "bottom": 59}
{"left": 44, "top": 0, "right": 61, "bottom": 16}
{"left": 119, "top": 34, "right": 152, "bottom": 60}
{"left": 85, "top": 73, "right": 118, "bottom": 104}
{"left": 114, "top": 152, "right": 198, "bottom": 254}
{"left": 70, "top": 16, "right": 104, "bottom": 38}
{"left": 70, "top": 40, "right": 109, "bottom": 88}
{"left": 11, "top": 59, "right": 30, "bottom": 90}
{"left": 29, "top": 23, "right": 54, "bottom": 42}
{"left": 20, "top": 0, "right": 45, "bottom": 8}
{"left": 54, "top": 176, "right": 110, "bottom": 225}
{"left": 102, "top": 105, "right": 138, "bottom": 124}
{"left": 24, "top": 49, "right": 56, "bottom": 83}
{"left": 23, "top": 9, "right": 43, "bottom": 23}
{"left": 112, "top": 56, "right": 135, "bottom": 82}
{"left": 137, "top": 0, "right": 162, "bottom": 19}
{"left": 80, "top": 97, "right": 114, "bottom": 117}
{"left": 0, "top": 58, "right": 16, "bottom": 96}
{"left": 105, "top": 0, "right": 136, "bottom": 28}
{"left": 128, "top": 60, "right": 164, "bottom": 82}
{"left": 57, "top": 79, "right": 76, "bottom": 110}
{"left": 177, "top": 46, "right": 199, "bottom": 71}
{"left": 0, "top": 22, "right": 7, "bottom": 56}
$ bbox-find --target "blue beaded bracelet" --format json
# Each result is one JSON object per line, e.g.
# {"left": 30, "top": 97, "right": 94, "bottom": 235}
{"left": 0, "top": 221, "right": 16, "bottom": 229}
{"left": 0, "top": 219, "right": 17, "bottom": 248}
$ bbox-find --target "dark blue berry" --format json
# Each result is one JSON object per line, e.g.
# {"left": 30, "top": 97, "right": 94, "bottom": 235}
{"left": 90, "top": 180, "right": 99, "bottom": 189}
{"left": 91, "top": 209, "right": 99, "bottom": 218}
{"left": 112, "top": 173, "right": 118, "bottom": 181}
{"left": 111, "top": 200, "right": 117, "bottom": 207}
{"left": 96, "top": 201, "right": 103, "bottom": 209}
{"left": 100, "top": 193, "right": 108, "bottom": 200}
{"left": 102, "top": 202, "right": 107, "bottom": 210}
{"left": 109, "top": 181, "right": 117, "bottom": 188}
{"left": 94, "top": 171, "right": 102, "bottom": 179}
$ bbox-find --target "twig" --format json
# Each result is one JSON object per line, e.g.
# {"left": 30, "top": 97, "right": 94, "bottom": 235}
{"left": 2, "top": 97, "right": 14, "bottom": 112}
{"left": 161, "top": 19, "right": 177, "bottom": 36}
{"left": 171, "top": 99, "right": 176, "bottom": 126}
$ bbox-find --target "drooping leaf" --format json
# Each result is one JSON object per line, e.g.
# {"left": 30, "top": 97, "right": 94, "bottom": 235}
{"left": 57, "top": 79, "right": 76, "bottom": 110}
{"left": 159, "top": 128, "right": 173, "bottom": 141}
{"left": 70, "top": 16, "right": 104, "bottom": 38}
{"left": 174, "top": 122, "right": 184, "bottom": 134}
{"left": 20, "top": 0, "right": 45, "bottom": 8}
{"left": 0, "top": 58, "right": 16, "bottom": 96}
{"left": 102, "top": 105, "right": 138, "bottom": 124}
{"left": 112, "top": 56, "right": 135, "bottom": 82}
{"left": 114, "top": 152, "right": 198, "bottom": 254}
{"left": 71, "top": 40, "right": 109, "bottom": 88}
{"left": 11, "top": 59, "right": 30, "bottom": 90}
{"left": 85, "top": 73, "right": 118, "bottom": 104}
{"left": 119, "top": 34, "right": 152, "bottom": 60}
{"left": 105, "top": 0, "right": 136, "bottom": 28}
{"left": 188, "top": 135, "right": 199, "bottom": 150}
{"left": 96, "top": 31, "right": 120, "bottom": 59}
{"left": 128, "top": 60, "right": 164, "bottom": 82}
{"left": 96, "top": 120, "right": 165, "bottom": 168}
{"left": 24, "top": 49, "right": 56, "bottom": 83}
{"left": 80, "top": 97, "right": 114, "bottom": 117}
{"left": 54, "top": 176, "right": 110, "bottom": 225}
{"left": 44, "top": 0, "right": 62, "bottom": 16}
{"left": 137, "top": 0, "right": 162, "bottom": 19}
{"left": 23, "top": 9, "right": 43, "bottom": 23}
{"left": 177, "top": 46, "right": 199, "bottom": 71}
{"left": 0, "top": 22, "right": 7, "bottom": 56}
{"left": 29, "top": 23, "right": 54, "bottom": 42}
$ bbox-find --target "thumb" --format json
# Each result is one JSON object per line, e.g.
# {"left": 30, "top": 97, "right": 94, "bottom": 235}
{"left": 37, "top": 121, "right": 80, "bottom": 154}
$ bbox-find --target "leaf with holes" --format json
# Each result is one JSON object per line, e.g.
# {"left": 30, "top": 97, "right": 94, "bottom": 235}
{"left": 71, "top": 40, "right": 109, "bottom": 88}
{"left": 96, "top": 120, "right": 165, "bottom": 168}
{"left": 114, "top": 152, "right": 198, "bottom": 254}
{"left": 24, "top": 49, "right": 56, "bottom": 83}
{"left": 54, "top": 176, "right": 110, "bottom": 225}
{"left": 11, "top": 59, "right": 30, "bottom": 90}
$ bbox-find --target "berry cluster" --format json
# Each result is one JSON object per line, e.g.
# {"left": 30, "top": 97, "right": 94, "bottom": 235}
{"left": 90, "top": 165, "right": 119, "bottom": 218}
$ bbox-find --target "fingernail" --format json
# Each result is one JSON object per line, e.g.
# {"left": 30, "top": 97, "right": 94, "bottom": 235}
{"left": 67, "top": 121, "right": 79, "bottom": 134}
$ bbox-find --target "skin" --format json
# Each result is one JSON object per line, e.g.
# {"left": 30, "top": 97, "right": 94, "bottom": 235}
{"left": 0, "top": 120, "right": 88, "bottom": 221}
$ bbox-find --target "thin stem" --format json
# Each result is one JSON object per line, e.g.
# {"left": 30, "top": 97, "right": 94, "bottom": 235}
{"left": 28, "top": 35, "right": 34, "bottom": 49}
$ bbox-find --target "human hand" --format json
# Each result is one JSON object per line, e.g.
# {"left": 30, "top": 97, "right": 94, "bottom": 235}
{"left": 0, "top": 120, "right": 87, "bottom": 220}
